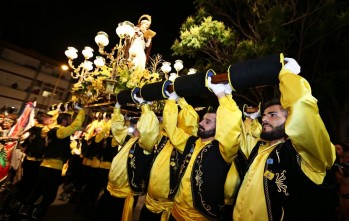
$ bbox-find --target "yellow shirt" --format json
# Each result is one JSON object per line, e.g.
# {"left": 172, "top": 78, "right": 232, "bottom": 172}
{"left": 224, "top": 118, "right": 261, "bottom": 206}
{"left": 173, "top": 139, "right": 211, "bottom": 220}
{"left": 163, "top": 96, "right": 242, "bottom": 220}
{"left": 107, "top": 136, "right": 138, "bottom": 198}
{"left": 233, "top": 69, "right": 336, "bottom": 221}
{"left": 107, "top": 103, "right": 160, "bottom": 198}
{"left": 145, "top": 98, "right": 199, "bottom": 219}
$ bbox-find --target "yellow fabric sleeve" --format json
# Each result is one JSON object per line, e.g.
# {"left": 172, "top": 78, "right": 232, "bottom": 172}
{"left": 279, "top": 69, "right": 336, "bottom": 184}
{"left": 177, "top": 98, "right": 199, "bottom": 136}
{"left": 84, "top": 119, "right": 98, "bottom": 141}
{"left": 215, "top": 96, "right": 243, "bottom": 163}
{"left": 163, "top": 99, "right": 189, "bottom": 153}
{"left": 95, "top": 120, "right": 111, "bottom": 143}
{"left": 240, "top": 117, "right": 262, "bottom": 159}
{"left": 137, "top": 104, "right": 160, "bottom": 152}
{"left": 110, "top": 107, "right": 128, "bottom": 146}
{"left": 56, "top": 109, "right": 85, "bottom": 139}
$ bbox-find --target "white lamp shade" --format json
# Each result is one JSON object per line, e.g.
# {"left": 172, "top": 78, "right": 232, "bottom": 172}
{"left": 188, "top": 68, "right": 197, "bottom": 75}
{"left": 161, "top": 62, "right": 171, "bottom": 73}
{"left": 82, "top": 47, "right": 94, "bottom": 59}
{"left": 83, "top": 60, "right": 94, "bottom": 71}
{"left": 174, "top": 60, "right": 183, "bottom": 72}
{"left": 169, "top": 73, "right": 178, "bottom": 82}
{"left": 94, "top": 56, "right": 105, "bottom": 67}
{"left": 95, "top": 31, "right": 109, "bottom": 47}
{"left": 116, "top": 21, "right": 135, "bottom": 38}
{"left": 65, "top": 47, "right": 78, "bottom": 59}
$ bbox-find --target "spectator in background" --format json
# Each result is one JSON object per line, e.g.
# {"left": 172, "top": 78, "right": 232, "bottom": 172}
{"left": 18, "top": 103, "right": 85, "bottom": 220}
{"left": 335, "top": 142, "right": 349, "bottom": 221}
{"left": 0, "top": 111, "right": 53, "bottom": 218}
{"left": 0, "top": 116, "right": 16, "bottom": 137}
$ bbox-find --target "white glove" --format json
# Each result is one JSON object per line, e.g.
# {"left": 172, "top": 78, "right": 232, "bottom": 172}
{"left": 250, "top": 111, "right": 261, "bottom": 119}
{"left": 115, "top": 102, "right": 121, "bottom": 108}
{"left": 74, "top": 102, "right": 83, "bottom": 110}
{"left": 243, "top": 104, "right": 261, "bottom": 119}
{"left": 57, "top": 103, "right": 62, "bottom": 112}
{"left": 244, "top": 109, "right": 261, "bottom": 119}
{"left": 133, "top": 95, "right": 145, "bottom": 104}
{"left": 284, "top": 58, "right": 301, "bottom": 75}
{"left": 166, "top": 90, "right": 179, "bottom": 101}
{"left": 224, "top": 83, "right": 233, "bottom": 95}
{"left": 207, "top": 77, "right": 225, "bottom": 95}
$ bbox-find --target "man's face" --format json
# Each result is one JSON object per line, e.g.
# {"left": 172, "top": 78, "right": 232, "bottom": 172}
{"left": 64, "top": 116, "right": 72, "bottom": 126}
{"left": 43, "top": 117, "right": 53, "bottom": 126}
{"left": 197, "top": 113, "right": 216, "bottom": 139}
{"left": 260, "top": 104, "right": 287, "bottom": 141}
{"left": 2, "top": 119, "right": 13, "bottom": 129}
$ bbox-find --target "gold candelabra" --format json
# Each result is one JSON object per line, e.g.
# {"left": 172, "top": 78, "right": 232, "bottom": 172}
{"left": 65, "top": 46, "right": 105, "bottom": 82}
{"left": 94, "top": 21, "right": 136, "bottom": 80}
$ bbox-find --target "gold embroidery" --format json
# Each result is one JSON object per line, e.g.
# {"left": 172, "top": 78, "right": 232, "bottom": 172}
{"left": 194, "top": 165, "right": 203, "bottom": 191}
{"left": 130, "top": 155, "right": 136, "bottom": 169}
{"left": 275, "top": 170, "right": 289, "bottom": 196}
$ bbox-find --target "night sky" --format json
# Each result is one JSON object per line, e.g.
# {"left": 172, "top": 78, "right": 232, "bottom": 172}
{"left": 0, "top": 0, "right": 196, "bottom": 64}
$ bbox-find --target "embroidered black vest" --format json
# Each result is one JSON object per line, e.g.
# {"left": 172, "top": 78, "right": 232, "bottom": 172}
{"left": 168, "top": 136, "right": 197, "bottom": 199}
{"left": 127, "top": 140, "right": 155, "bottom": 194}
{"left": 44, "top": 127, "right": 71, "bottom": 162}
{"left": 247, "top": 140, "right": 338, "bottom": 221}
{"left": 170, "top": 136, "right": 230, "bottom": 220}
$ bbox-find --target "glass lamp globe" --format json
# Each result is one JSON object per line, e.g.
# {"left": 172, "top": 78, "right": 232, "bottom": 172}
{"left": 161, "top": 62, "right": 171, "bottom": 74}
{"left": 94, "top": 56, "right": 105, "bottom": 68}
{"left": 82, "top": 47, "right": 94, "bottom": 59}
{"left": 65, "top": 47, "right": 78, "bottom": 60}
{"left": 188, "top": 68, "right": 197, "bottom": 75}
{"left": 169, "top": 73, "right": 178, "bottom": 82}
{"left": 174, "top": 60, "right": 183, "bottom": 72}
{"left": 95, "top": 31, "right": 109, "bottom": 47}
{"left": 83, "top": 60, "right": 94, "bottom": 71}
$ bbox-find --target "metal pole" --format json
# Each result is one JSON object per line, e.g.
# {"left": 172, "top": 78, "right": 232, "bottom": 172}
{"left": 48, "top": 71, "right": 63, "bottom": 106}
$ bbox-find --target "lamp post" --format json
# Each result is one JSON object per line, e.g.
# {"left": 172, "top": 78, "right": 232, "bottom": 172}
{"left": 49, "top": 65, "right": 69, "bottom": 106}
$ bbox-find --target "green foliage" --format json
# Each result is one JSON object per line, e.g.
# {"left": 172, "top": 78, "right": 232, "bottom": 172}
{"left": 0, "top": 148, "right": 7, "bottom": 168}
{"left": 172, "top": 16, "right": 262, "bottom": 72}
{"left": 174, "top": 0, "right": 349, "bottom": 141}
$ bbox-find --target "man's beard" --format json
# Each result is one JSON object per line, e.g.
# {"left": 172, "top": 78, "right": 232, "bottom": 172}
{"left": 197, "top": 125, "right": 215, "bottom": 139}
{"left": 260, "top": 123, "right": 286, "bottom": 141}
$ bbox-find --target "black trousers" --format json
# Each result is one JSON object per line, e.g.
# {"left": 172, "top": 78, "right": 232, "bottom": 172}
{"left": 24, "top": 166, "right": 62, "bottom": 214}
{"left": 94, "top": 190, "right": 139, "bottom": 221}
{"left": 139, "top": 204, "right": 162, "bottom": 221}
{"left": 15, "top": 158, "right": 42, "bottom": 201}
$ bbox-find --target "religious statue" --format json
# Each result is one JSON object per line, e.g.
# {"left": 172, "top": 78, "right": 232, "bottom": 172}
{"left": 127, "top": 14, "right": 156, "bottom": 71}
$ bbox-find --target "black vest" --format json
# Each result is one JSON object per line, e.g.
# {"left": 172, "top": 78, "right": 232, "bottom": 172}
{"left": 23, "top": 126, "right": 45, "bottom": 159}
{"left": 99, "top": 131, "right": 118, "bottom": 163}
{"left": 247, "top": 140, "right": 338, "bottom": 221}
{"left": 171, "top": 136, "right": 230, "bottom": 220}
{"left": 127, "top": 140, "right": 155, "bottom": 194}
{"left": 44, "top": 127, "right": 71, "bottom": 162}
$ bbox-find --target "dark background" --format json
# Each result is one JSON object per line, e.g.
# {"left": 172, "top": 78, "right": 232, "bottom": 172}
{"left": 0, "top": 0, "right": 195, "bottom": 63}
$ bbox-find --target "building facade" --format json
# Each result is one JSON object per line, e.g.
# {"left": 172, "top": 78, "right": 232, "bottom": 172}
{"left": 0, "top": 41, "right": 73, "bottom": 115}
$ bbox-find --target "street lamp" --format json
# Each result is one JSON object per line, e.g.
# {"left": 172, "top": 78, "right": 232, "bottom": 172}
{"left": 49, "top": 65, "right": 69, "bottom": 105}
